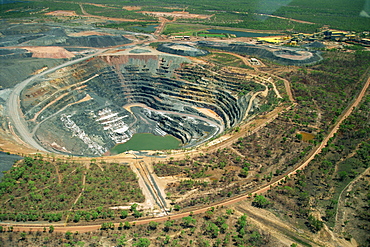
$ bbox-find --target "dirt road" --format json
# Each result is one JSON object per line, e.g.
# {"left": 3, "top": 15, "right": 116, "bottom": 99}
{"left": 6, "top": 50, "right": 107, "bottom": 153}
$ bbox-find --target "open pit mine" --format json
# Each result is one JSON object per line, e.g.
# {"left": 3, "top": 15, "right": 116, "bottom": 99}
{"left": 16, "top": 45, "right": 266, "bottom": 156}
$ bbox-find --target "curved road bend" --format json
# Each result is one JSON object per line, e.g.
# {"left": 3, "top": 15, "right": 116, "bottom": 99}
{"left": 6, "top": 49, "right": 107, "bottom": 153}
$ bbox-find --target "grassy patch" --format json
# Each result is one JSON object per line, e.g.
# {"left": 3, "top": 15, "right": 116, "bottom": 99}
{"left": 204, "top": 52, "right": 254, "bottom": 70}
{"left": 162, "top": 23, "right": 207, "bottom": 35}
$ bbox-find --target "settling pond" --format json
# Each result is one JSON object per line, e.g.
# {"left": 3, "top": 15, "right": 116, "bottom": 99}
{"left": 131, "top": 25, "right": 158, "bottom": 32}
{"left": 110, "top": 133, "right": 181, "bottom": 154}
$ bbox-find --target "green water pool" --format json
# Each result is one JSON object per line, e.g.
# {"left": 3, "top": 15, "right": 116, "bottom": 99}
{"left": 110, "top": 133, "right": 181, "bottom": 154}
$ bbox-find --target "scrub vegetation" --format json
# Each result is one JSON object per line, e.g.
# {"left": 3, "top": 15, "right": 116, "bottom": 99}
{"left": 0, "top": 157, "right": 144, "bottom": 223}
{"left": 267, "top": 91, "right": 370, "bottom": 241}
{"left": 3, "top": 0, "right": 368, "bottom": 32}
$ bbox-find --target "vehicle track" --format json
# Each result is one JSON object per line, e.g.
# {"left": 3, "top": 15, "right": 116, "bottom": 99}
{"left": 235, "top": 206, "right": 316, "bottom": 247}
{"left": 133, "top": 158, "right": 168, "bottom": 215}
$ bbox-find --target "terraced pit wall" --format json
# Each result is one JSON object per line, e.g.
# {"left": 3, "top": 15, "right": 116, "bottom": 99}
{"left": 19, "top": 50, "right": 264, "bottom": 156}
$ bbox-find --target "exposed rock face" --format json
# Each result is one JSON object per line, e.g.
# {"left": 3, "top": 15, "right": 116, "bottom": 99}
{"left": 63, "top": 35, "right": 131, "bottom": 48}
{"left": 157, "top": 43, "right": 209, "bottom": 57}
{"left": 19, "top": 47, "right": 261, "bottom": 156}
{"left": 0, "top": 48, "right": 32, "bottom": 59}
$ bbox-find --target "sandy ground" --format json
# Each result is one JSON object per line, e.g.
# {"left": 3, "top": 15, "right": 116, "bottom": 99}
{"left": 45, "top": 11, "right": 77, "bottom": 16}
{"left": 140, "top": 11, "right": 211, "bottom": 20}
{"left": 68, "top": 31, "right": 114, "bottom": 37}
{"left": 24, "top": 46, "right": 75, "bottom": 59}
{"left": 192, "top": 106, "right": 223, "bottom": 121}
{"left": 123, "top": 6, "right": 142, "bottom": 11}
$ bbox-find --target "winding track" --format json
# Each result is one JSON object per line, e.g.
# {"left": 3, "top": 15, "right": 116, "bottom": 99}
{"left": 6, "top": 49, "right": 107, "bottom": 152}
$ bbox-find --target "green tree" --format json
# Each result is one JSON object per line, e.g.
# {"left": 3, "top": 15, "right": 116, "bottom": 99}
{"left": 198, "top": 238, "right": 211, "bottom": 247}
{"left": 100, "top": 222, "right": 108, "bottom": 230}
{"left": 149, "top": 221, "right": 159, "bottom": 230}
{"left": 182, "top": 216, "right": 196, "bottom": 228}
{"left": 117, "top": 234, "right": 127, "bottom": 246}
{"left": 130, "top": 203, "right": 138, "bottom": 211}
{"left": 239, "top": 167, "right": 249, "bottom": 178}
{"left": 49, "top": 225, "right": 54, "bottom": 233}
{"left": 133, "top": 238, "right": 150, "bottom": 247}
{"left": 164, "top": 220, "right": 173, "bottom": 232}
{"left": 338, "top": 171, "right": 348, "bottom": 181}
{"left": 77, "top": 241, "right": 85, "bottom": 246}
{"left": 133, "top": 210, "right": 142, "bottom": 218}
{"left": 308, "top": 214, "right": 324, "bottom": 232}
{"left": 296, "top": 133, "right": 303, "bottom": 141}
{"left": 74, "top": 214, "right": 81, "bottom": 223}
{"left": 65, "top": 231, "right": 72, "bottom": 240}
{"left": 252, "top": 195, "right": 271, "bottom": 208}
{"left": 120, "top": 210, "right": 128, "bottom": 219}
{"left": 220, "top": 223, "right": 228, "bottom": 233}
{"left": 24, "top": 157, "right": 35, "bottom": 167}
{"left": 174, "top": 204, "right": 181, "bottom": 211}
{"left": 124, "top": 221, "right": 131, "bottom": 229}
{"left": 205, "top": 222, "right": 220, "bottom": 238}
